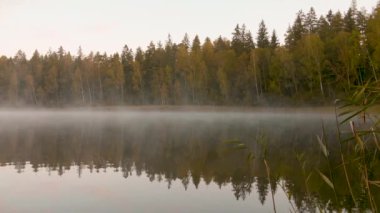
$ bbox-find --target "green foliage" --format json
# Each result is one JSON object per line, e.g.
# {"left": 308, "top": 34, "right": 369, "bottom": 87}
{"left": 256, "top": 20, "right": 270, "bottom": 49}
{"left": 0, "top": 3, "right": 379, "bottom": 106}
{"left": 331, "top": 80, "right": 380, "bottom": 212}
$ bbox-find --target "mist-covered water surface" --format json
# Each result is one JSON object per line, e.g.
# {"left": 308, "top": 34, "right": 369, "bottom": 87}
{"left": 0, "top": 108, "right": 376, "bottom": 212}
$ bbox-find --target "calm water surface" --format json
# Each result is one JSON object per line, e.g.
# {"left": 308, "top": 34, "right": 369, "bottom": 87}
{"left": 0, "top": 109, "right": 376, "bottom": 212}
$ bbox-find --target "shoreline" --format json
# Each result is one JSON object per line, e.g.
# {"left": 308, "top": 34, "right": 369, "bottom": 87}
{"left": 0, "top": 105, "right": 337, "bottom": 113}
{"left": 0, "top": 105, "right": 377, "bottom": 115}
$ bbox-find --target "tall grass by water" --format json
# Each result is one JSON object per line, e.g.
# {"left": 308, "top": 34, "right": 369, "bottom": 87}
{"left": 229, "top": 81, "right": 380, "bottom": 212}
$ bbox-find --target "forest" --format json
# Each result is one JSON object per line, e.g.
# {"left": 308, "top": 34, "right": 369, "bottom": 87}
{"left": 1, "top": 1, "right": 380, "bottom": 106}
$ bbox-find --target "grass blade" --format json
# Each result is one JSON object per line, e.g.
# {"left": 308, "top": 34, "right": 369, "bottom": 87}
{"left": 317, "top": 135, "right": 328, "bottom": 158}
{"left": 317, "top": 170, "right": 335, "bottom": 190}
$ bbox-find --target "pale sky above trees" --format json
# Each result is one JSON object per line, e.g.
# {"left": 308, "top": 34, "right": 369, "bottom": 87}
{"left": 0, "top": 0, "right": 377, "bottom": 57}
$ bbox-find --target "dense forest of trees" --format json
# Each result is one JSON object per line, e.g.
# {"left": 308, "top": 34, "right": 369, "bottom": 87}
{"left": 1, "top": 1, "right": 380, "bottom": 106}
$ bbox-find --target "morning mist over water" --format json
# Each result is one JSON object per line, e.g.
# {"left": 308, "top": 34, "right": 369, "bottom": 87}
{"left": 0, "top": 109, "right": 340, "bottom": 212}
{"left": 1, "top": 0, "right": 380, "bottom": 212}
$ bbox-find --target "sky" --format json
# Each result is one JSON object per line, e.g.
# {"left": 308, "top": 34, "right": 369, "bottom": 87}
{"left": 0, "top": 0, "right": 378, "bottom": 57}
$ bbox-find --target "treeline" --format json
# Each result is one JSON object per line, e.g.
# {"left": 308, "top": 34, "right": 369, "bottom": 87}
{"left": 1, "top": 1, "right": 380, "bottom": 106}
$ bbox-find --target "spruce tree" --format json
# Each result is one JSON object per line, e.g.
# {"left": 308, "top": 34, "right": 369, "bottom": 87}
{"left": 256, "top": 20, "right": 270, "bottom": 48}
{"left": 305, "top": 7, "right": 318, "bottom": 33}
{"left": 232, "top": 24, "right": 245, "bottom": 54}
{"left": 270, "top": 30, "right": 279, "bottom": 49}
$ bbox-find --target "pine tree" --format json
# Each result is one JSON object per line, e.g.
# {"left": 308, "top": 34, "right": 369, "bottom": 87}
{"left": 318, "top": 16, "right": 330, "bottom": 41}
{"left": 270, "top": 30, "right": 279, "bottom": 49}
{"left": 244, "top": 31, "right": 255, "bottom": 50}
{"left": 285, "top": 26, "right": 294, "bottom": 48}
{"left": 331, "top": 12, "right": 344, "bottom": 33}
{"left": 305, "top": 7, "right": 318, "bottom": 33}
{"left": 293, "top": 11, "right": 306, "bottom": 39}
{"left": 121, "top": 45, "right": 134, "bottom": 103}
{"left": 181, "top": 33, "right": 190, "bottom": 51}
{"left": 256, "top": 20, "right": 270, "bottom": 48}
{"left": 232, "top": 24, "right": 245, "bottom": 54}
{"left": 191, "top": 35, "right": 201, "bottom": 52}
{"left": 214, "top": 36, "right": 230, "bottom": 52}
{"left": 285, "top": 11, "right": 306, "bottom": 48}
{"left": 344, "top": 8, "right": 357, "bottom": 32}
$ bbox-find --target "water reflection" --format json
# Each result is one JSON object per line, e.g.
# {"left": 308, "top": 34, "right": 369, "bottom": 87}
{"left": 0, "top": 110, "right": 377, "bottom": 211}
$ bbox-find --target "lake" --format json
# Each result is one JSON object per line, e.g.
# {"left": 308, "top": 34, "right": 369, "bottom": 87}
{"left": 0, "top": 108, "right": 378, "bottom": 212}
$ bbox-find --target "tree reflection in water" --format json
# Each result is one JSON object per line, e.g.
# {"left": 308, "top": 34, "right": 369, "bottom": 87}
{"left": 0, "top": 110, "right": 378, "bottom": 211}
